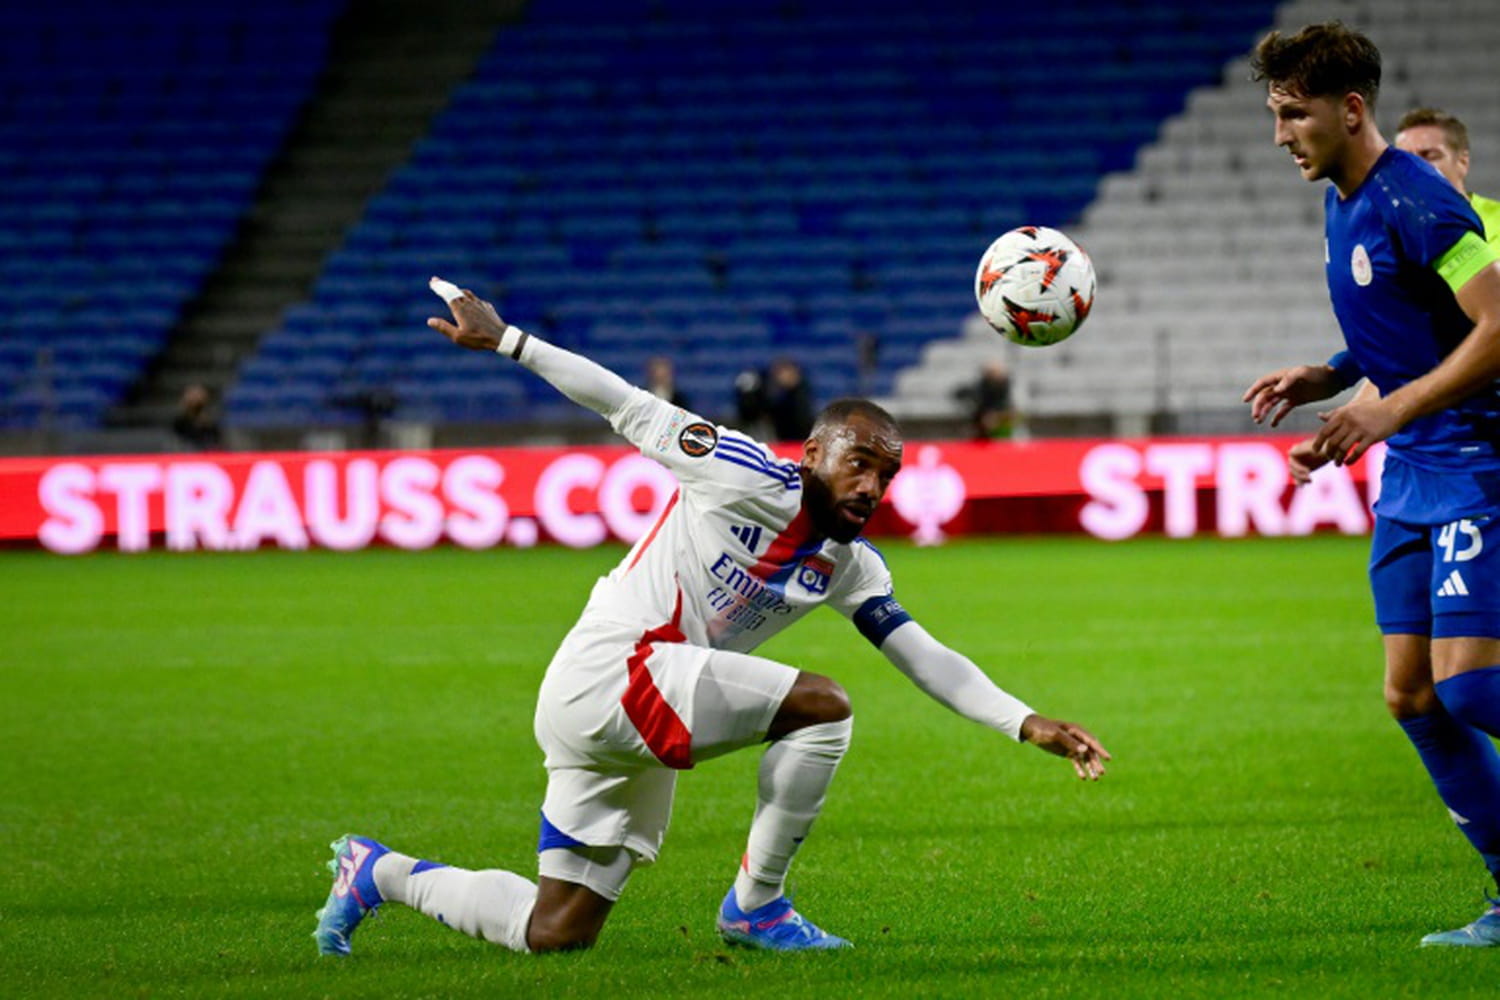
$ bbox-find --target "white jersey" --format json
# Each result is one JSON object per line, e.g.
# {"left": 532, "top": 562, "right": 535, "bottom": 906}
{"left": 573, "top": 388, "right": 895, "bottom": 652}
{"left": 513, "top": 333, "right": 1033, "bottom": 754}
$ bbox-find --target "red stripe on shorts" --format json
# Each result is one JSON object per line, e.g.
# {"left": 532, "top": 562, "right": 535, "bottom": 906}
{"left": 621, "top": 588, "right": 694, "bottom": 769}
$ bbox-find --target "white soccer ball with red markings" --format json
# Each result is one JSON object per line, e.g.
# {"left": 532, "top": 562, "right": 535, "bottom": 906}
{"left": 974, "top": 226, "right": 1096, "bottom": 347}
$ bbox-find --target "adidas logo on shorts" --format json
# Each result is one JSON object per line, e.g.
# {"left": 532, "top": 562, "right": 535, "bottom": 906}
{"left": 1437, "top": 570, "right": 1470, "bottom": 598}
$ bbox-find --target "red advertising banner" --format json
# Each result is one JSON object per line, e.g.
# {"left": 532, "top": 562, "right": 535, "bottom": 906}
{"left": 0, "top": 435, "right": 1383, "bottom": 553}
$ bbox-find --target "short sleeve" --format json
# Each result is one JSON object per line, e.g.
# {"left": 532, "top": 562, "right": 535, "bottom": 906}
{"left": 829, "top": 539, "right": 914, "bottom": 647}
{"left": 1386, "top": 163, "right": 1486, "bottom": 270}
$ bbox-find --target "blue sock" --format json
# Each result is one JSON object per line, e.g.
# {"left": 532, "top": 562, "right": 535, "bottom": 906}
{"left": 1397, "top": 703, "right": 1500, "bottom": 886}
{"left": 1436, "top": 666, "right": 1500, "bottom": 738}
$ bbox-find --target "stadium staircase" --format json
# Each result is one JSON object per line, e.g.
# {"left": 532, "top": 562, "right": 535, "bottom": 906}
{"left": 111, "top": 0, "right": 521, "bottom": 441}
{"left": 890, "top": 0, "right": 1500, "bottom": 437}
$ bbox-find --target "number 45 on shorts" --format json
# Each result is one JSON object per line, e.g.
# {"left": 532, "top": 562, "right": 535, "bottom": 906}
{"left": 1438, "top": 518, "right": 1485, "bottom": 564}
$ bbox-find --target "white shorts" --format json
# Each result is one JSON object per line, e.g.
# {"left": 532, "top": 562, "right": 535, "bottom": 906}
{"left": 533, "top": 620, "right": 798, "bottom": 863}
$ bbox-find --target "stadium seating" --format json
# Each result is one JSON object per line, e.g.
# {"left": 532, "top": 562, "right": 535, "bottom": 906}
{"left": 223, "top": 0, "right": 1275, "bottom": 431}
{"left": 0, "top": 1, "right": 344, "bottom": 431}
{"left": 16, "top": 1, "right": 1494, "bottom": 441}
{"left": 894, "top": 0, "right": 1500, "bottom": 433}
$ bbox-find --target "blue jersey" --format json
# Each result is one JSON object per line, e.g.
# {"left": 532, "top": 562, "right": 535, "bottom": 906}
{"left": 1325, "top": 147, "right": 1500, "bottom": 523}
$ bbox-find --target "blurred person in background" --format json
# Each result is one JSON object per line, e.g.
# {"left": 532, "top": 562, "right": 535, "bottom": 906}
{"left": 644, "top": 355, "right": 690, "bottom": 409}
{"left": 170, "top": 383, "right": 221, "bottom": 451}
{"left": 736, "top": 358, "right": 815, "bottom": 443}
{"left": 1396, "top": 107, "right": 1500, "bottom": 244}
{"left": 854, "top": 329, "right": 880, "bottom": 397}
{"left": 955, "top": 359, "right": 1015, "bottom": 440}
{"left": 764, "top": 358, "right": 815, "bottom": 442}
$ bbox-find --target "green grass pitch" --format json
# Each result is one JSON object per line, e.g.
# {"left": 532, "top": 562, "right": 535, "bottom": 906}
{"left": 2, "top": 535, "right": 1497, "bottom": 998}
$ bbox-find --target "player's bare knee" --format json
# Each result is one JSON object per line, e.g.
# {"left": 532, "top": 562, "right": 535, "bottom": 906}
{"left": 768, "top": 674, "right": 851, "bottom": 740}
{"left": 525, "top": 914, "right": 599, "bottom": 953}
{"left": 527, "top": 929, "right": 596, "bottom": 953}
{"left": 526, "top": 874, "right": 617, "bottom": 954}
{"left": 797, "top": 673, "right": 851, "bottom": 725}
{"left": 818, "top": 677, "right": 852, "bottom": 723}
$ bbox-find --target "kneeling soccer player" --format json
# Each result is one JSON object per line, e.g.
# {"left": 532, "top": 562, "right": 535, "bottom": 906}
{"left": 314, "top": 283, "right": 1110, "bottom": 955}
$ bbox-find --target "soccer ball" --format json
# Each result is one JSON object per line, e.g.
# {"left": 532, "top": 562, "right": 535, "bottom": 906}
{"left": 974, "top": 226, "right": 1096, "bottom": 346}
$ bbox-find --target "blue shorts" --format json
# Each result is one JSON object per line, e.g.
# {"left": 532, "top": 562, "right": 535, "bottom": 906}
{"left": 1370, "top": 513, "right": 1500, "bottom": 638}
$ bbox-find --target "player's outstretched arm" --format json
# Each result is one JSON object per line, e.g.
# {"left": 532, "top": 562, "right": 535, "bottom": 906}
{"left": 426, "top": 278, "right": 633, "bottom": 418}
{"left": 1242, "top": 363, "right": 1345, "bottom": 427}
{"left": 877, "top": 620, "right": 1110, "bottom": 780}
{"left": 1018, "top": 715, "right": 1110, "bottom": 781}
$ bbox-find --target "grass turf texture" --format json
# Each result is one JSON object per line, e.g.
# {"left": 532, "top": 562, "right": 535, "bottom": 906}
{"left": 1, "top": 535, "right": 1496, "bottom": 998}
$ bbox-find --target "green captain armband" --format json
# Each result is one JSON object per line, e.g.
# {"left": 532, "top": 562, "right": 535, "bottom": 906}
{"left": 1435, "top": 230, "right": 1500, "bottom": 293}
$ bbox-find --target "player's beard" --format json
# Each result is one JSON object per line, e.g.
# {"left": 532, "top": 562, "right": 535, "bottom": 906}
{"left": 802, "top": 473, "right": 865, "bottom": 544}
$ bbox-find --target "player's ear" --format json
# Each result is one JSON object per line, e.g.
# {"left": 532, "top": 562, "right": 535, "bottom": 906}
{"left": 1342, "top": 91, "right": 1365, "bottom": 130}
{"left": 802, "top": 436, "right": 821, "bottom": 467}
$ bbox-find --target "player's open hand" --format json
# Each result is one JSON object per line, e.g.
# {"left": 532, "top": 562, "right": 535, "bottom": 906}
{"left": 1243, "top": 364, "right": 1344, "bottom": 427}
{"left": 427, "top": 286, "right": 508, "bottom": 352}
{"left": 1313, "top": 396, "right": 1401, "bottom": 465}
{"left": 1020, "top": 715, "right": 1111, "bottom": 781}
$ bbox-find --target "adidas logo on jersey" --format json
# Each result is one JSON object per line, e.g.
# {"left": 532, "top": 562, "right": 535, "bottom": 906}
{"left": 729, "top": 524, "right": 762, "bottom": 552}
{"left": 1437, "top": 570, "right": 1470, "bottom": 598}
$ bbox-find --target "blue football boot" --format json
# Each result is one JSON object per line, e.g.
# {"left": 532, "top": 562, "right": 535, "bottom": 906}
{"left": 314, "top": 834, "right": 390, "bottom": 956}
{"left": 1420, "top": 898, "right": 1500, "bottom": 947}
{"left": 716, "top": 889, "right": 852, "bottom": 951}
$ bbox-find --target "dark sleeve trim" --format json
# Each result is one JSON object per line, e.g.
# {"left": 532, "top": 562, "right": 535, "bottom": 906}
{"left": 853, "top": 594, "right": 913, "bottom": 648}
{"left": 509, "top": 327, "right": 531, "bottom": 361}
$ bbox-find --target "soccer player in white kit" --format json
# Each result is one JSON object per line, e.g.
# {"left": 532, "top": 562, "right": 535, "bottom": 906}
{"left": 314, "top": 283, "right": 1112, "bottom": 955}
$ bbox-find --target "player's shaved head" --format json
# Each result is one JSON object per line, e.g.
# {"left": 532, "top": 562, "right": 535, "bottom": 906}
{"left": 809, "top": 399, "right": 901, "bottom": 450}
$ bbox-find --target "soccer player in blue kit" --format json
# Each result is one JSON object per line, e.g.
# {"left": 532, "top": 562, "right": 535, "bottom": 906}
{"left": 1243, "top": 22, "right": 1500, "bottom": 946}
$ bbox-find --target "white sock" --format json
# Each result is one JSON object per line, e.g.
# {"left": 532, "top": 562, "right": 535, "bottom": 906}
{"left": 734, "top": 717, "right": 852, "bottom": 912}
{"left": 373, "top": 852, "right": 536, "bottom": 953}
